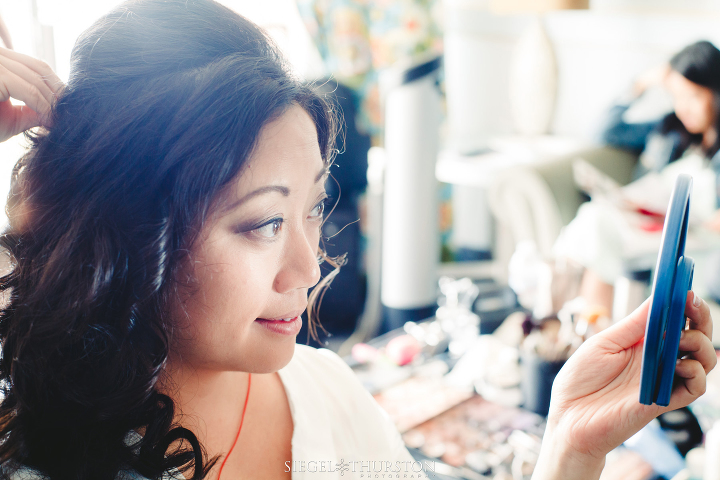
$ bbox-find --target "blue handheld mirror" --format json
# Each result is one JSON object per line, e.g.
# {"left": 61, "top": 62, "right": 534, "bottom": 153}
{"left": 639, "top": 173, "right": 694, "bottom": 406}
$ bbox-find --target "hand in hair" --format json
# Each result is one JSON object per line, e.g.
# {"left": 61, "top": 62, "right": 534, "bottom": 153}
{"left": 0, "top": 46, "right": 63, "bottom": 142}
{"left": 633, "top": 62, "right": 671, "bottom": 97}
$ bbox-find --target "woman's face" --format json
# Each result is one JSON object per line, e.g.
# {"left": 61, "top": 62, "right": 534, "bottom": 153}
{"left": 171, "top": 105, "right": 328, "bottom": 374}
{"left": 664, "top": 69, "right": 717, "bottom": 134}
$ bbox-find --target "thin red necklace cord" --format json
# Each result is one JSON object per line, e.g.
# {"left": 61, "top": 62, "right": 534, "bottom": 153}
{"left": 217, "top": 373, "right": 252, "bottom": 480}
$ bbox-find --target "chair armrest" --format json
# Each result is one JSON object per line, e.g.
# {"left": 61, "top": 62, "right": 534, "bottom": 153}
{"left": 486, "top": 146, "right": 638, "bottom": 258}
{"left": 532, "top": 146, "right": 638, "bottom": 226}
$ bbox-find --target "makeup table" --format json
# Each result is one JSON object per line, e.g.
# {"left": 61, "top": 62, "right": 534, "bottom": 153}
{"left": 343, "top": 322, "right": 657, "bottom": 480}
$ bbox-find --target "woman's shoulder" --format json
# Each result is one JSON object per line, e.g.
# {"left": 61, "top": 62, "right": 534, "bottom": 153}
{"left": 1, "top": 442, "right": 181, "bottom": 480}
{"left": 1, "top": 465, "right": 153, "bottom": 480}
{"left": 0, "top": 465, "right": 40, "bottom": 480}
{"left": 1, "top": 466, "right": 155, "bottom": 480}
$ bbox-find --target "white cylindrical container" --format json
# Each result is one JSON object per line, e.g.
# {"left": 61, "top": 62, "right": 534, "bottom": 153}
{"left": 380, "top": 55, "right": 443, "bottom": 331}
{"left": 686, "top": 447, "right": 704, "bottom": 480}
{"left": 705, "top": 421, "right": 720, "bottom": 480}
{"left": 612, "top": 270, "right": 651, "bottom": 321}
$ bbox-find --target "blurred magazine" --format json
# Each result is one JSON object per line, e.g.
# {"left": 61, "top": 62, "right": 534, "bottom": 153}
{"left": 571, "top": 155, "right": 716, "bottom": 230}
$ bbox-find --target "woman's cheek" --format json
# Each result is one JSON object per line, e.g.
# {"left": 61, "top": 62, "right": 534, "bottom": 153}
{"left": 231, "top": 252, "right": 281, "bottom": 311}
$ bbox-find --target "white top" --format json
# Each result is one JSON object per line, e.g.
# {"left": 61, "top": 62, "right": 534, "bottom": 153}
{"left": 278, "top": 343, "right": 417, "bottom": 479}
{"left": 6, "top": 344, "right": 418, "bottom": 479}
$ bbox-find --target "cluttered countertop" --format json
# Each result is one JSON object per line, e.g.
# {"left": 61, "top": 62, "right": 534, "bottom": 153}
{"left": 340, "top": 277, "right": 720, "bottom": 480}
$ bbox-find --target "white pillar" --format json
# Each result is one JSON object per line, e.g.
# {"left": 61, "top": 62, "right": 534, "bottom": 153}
{"left": 381, "top": 56, "right": 443, "bottom": 325}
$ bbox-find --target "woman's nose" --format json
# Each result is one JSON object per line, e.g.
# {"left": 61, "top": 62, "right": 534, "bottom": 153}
{"left": 273, "top": 224, "right": 321, "bottom": 294}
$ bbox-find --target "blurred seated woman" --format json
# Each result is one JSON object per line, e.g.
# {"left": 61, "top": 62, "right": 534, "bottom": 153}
{"left": 0, "top": 2, "right": 714, "bottom": 480}
{"left": 554, "top": 40, "right": 720, "bottom": 315}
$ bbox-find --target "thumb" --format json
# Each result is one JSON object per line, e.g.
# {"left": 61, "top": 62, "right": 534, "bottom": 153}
{"left": 595, "top": 298, "right": 651, "bottom": 351}
{"left": 6, "top": 104, "right": 42, "bottom": 138}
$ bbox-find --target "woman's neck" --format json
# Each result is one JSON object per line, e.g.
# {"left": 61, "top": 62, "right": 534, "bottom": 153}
{"left": 703, "top": 127, "right": 718, "bottom": 150}
{"left": 160, "top": 361, "right": 252, "bottom": 458}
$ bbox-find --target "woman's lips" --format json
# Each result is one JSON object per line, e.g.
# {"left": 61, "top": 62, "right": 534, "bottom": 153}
{"left": 255, "top": 316, "right": 302, "bottom": 335}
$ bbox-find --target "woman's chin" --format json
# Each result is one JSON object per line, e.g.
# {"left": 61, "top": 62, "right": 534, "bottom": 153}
{"left": 679, "top": 119, "right": 705, "bottom": 135}
{"left": 243, "top": 342, "right": 297, "bottom": 374}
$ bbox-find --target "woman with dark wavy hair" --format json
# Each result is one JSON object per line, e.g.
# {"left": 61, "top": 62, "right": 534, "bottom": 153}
{"left": 0, "top": 1, "right": 714, "bottom": 480}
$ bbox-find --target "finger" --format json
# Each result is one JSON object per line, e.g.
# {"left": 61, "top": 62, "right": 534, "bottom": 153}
{"left": 0, "top": 54, "right": 55, "bottom": 106}
{"left": 674, "top": 358, "right": 706, "bottom": 393}
{"left": 686, "top": 291, "right": 712, "bottom": 340}
{"left": 0, "top": 14, "right": 11, "bottom": 50}
{"left": 668, "top": 359, "right": 707, "bottom": 409}
{"left": 9, "top": 105, "right": 41, "bottom": 136}
{"left": 0, "top": 64, "right": 51, "bottom": 125}
{"left": 0, "top": 46, "right": 63, "bottom": 94}
{"left": 678, "top": 329, "right": 718, "bottom": 374}
{"left": 596, "top": 297, "right": 651, "bottom": 350}
{"left": 0, "top": 104, "right": 41, "bottom": 142}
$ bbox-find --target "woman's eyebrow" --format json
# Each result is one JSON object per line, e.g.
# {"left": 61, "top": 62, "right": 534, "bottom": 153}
{"left": 315, "top": 166, "right": 330, "bottom": 183}
{"left": 224, "top": 185, "right": 290, "bottom": 212}
{"left": 224, "top": 166, "right": 328, "bottom": 213}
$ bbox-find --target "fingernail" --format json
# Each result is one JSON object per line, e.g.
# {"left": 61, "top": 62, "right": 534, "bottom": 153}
{"left": 693, "top": 291, "right": 702, "bottom": 308}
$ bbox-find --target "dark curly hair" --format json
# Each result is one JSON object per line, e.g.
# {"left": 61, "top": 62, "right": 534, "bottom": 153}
{"left": 0, "top": 1, "right": 339, "bottom": 479}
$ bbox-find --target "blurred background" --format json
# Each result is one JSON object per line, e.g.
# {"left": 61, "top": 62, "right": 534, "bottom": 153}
{"left": 4, "top": 1, "right": 720, "bottom": 479}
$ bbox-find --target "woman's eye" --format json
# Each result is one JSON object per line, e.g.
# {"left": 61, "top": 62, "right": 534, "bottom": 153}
{"left": 254, "top": 219, "right": 282, "bottom": 238}
{"left": 309, "top": 199, "right": 326, "bottom": 219}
